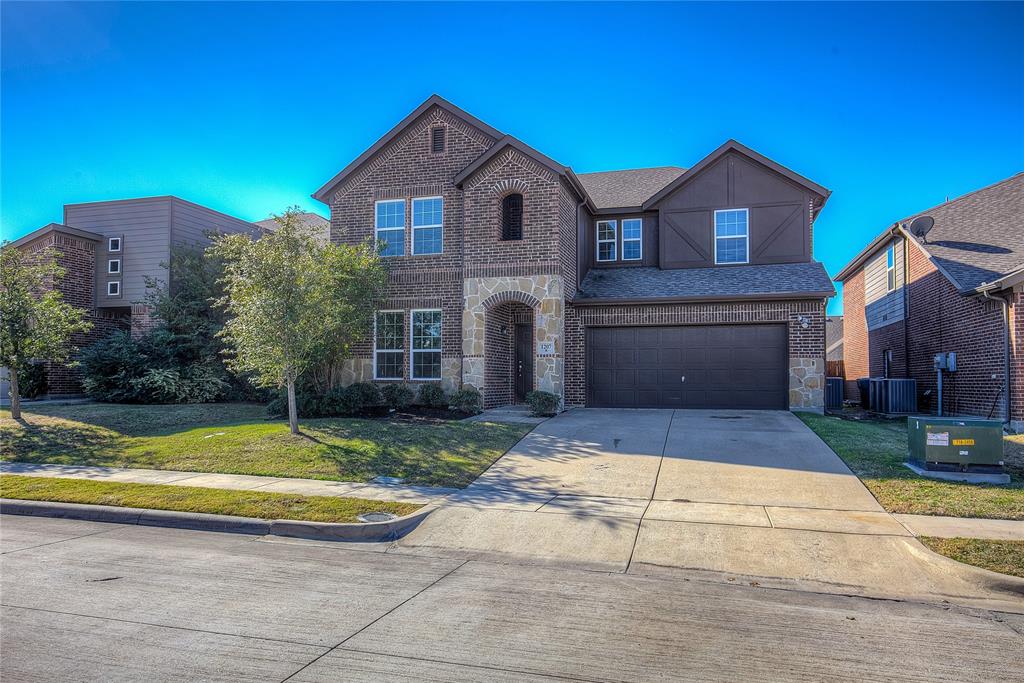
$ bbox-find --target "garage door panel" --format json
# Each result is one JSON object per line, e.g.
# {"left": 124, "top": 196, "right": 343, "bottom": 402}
{"left": 587, "top": 324, "right": 787, "bottom": 409}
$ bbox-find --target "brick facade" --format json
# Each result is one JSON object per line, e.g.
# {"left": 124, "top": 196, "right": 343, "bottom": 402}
{"left": 17, "top": 229, "right": 129, "bottom": 396}
{"left": 842, "top": 237, "right": 1019, "bottom": 421}
{"left": 320, "top": 101, "right": 827, "bottom": 412}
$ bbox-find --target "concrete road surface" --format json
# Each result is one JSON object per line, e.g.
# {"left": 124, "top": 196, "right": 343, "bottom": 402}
{"left": 2, "top": 515, "right": 1023, "bottom": 682}
{"left": 399, "top": 409, "right": 1024, "bottom": 609}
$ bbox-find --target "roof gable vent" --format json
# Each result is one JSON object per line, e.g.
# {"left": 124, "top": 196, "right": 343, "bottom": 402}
{"left": 431, "top": 126, "right": 446, "bottom": 153}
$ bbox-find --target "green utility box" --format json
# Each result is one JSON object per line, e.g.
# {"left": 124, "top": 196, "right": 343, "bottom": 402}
{"left": 907, "top": 416, "right": 1004, "bottom": 469}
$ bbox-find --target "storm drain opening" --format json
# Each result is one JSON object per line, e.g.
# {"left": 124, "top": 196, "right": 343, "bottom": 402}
{"left": 357, "top": 512, "right": 398, "bottom": 524}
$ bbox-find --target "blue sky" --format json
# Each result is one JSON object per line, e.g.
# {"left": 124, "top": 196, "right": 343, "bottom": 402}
{"left": 2, "top": 2, "right": 1021, "bottom": 314}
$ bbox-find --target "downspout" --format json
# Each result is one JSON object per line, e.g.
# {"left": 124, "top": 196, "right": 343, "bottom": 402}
{"left": 980, "top": 287, "right": 1012, "bottom": 424}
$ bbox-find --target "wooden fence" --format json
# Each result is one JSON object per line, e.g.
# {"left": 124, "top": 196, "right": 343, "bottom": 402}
{"left": 826, "top": 360, "right": 845, "bottom": 379}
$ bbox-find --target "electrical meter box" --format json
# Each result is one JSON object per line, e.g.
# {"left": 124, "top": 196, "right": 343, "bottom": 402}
{"left": 907, "top": 416, "right": 1004, "bottom": 468}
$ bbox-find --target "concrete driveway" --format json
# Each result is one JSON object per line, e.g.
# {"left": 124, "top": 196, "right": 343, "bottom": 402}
{"left": 396, "top": 409, "right": 1024, "bottom": 610}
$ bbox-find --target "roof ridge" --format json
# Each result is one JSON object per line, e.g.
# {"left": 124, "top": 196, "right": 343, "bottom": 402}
{"left": 577, "top": 165, "right": 686, "bottom": 176}
{"left": 898, "top": 171, "right": 1024, "bottom": 224}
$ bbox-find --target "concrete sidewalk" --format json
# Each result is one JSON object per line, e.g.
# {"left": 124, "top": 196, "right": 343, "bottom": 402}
{"left": 0, "top": 462, "right": 457, "bottom": 505}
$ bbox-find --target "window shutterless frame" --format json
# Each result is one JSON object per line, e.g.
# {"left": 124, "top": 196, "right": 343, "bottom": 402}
{"left": 107, "top": 259, "right": 121, "bottom": 274}
{"left": 886, "top": 245, "right": 896, "bottom": 292}
{"left": 373, "top": 310, "right": 405, "bottom": 380}
{"left": 713, "top": 208, "right": 749, "bottom": 265}
{"left": 596, "top": 220, "right": 617, "bottom": 262}
{"left": 621, "top": 218, "right": 643, "bottom": 261}
{"left": 108, "top": 237, "right": 121, "bottom": 252}
{"left": 106, "top": 281, "right": 121, "bottom": 296}
{"left": 410, "top": 309, "right": 442, "bottom": 380}
{"left": 411, "top": 196, "right": 443, "bottom": 255}
{"left": 374, "top": 199, "right": 406, "bottom": 257}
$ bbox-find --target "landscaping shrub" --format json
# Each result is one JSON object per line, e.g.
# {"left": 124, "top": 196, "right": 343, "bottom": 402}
{"left": 380, "top": 383, "right": 415, "bottom": 410}
{"left": 17, "top": 362, "right": 48, "bottom": 400}
{"left": 417, "top": 384, "right": 447, "bottom": 408}
{"left": 266, "top": 388, "right": 324, "bottom": 419}
{"left": 525, "top": 390, "right": 560, "bottom": 416}
{"left": 449, "top": 387, "right": 483, "bottom": 415}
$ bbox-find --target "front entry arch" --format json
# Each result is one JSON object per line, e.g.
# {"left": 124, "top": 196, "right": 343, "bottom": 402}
{"left": 484, "top": 300, "right": 534, "bottom": 408}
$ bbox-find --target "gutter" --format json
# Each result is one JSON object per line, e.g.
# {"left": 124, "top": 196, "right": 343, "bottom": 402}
{"left": 977, "top": 282, "right": 1013, "bottom": 424}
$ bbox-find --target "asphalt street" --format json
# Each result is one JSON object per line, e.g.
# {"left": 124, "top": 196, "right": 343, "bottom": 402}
{"left": 2, "top": 514, "right": 1022, "bottom": 682}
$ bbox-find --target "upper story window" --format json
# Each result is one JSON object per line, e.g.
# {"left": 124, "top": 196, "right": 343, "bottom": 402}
{"left": 596, "top": 220, "right": 617, "bottom": 262}
{"left": 622, "top": 219, "right": 642, "bottom": 261}
{"left": 714, "top": 209, "right": 749, "bottom": 265}
{"left": 375, "top": 200, "right": 405, "bottom": 257}
{"left": 106, "top": 281, "right": 121, "bottom": 296}
{"left": 108, "top": 237, "right": 121, "bottom": 252}
{"left": 108, "top": 259, "right": 121, "bottom": 274}
{"left": 501, "top": 194, "right": 523, "bottom": 241}
{"left": 411, "top": 309, "right": 442, "bottom": 380}
{"left": 886, "top": 245, "right": 896, "bottom": 292}
{"left": 374, "top": 310, "right": 405, "bottom": 380}
{"left": 431, "top": 126, "right": 446, "bottom": 153}
{"left": 412, "top": 197, "right": 443, "bottom": 255}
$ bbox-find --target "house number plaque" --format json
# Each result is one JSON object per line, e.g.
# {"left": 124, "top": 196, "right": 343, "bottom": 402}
{"left": 537, "top": 341, "right": 556, "bottom": 356}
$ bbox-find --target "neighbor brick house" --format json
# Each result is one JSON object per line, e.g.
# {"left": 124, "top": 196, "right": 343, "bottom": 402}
{"left": 313, "top": 95, "right": 834, "bottom": 411}
{"left": 8, "top": 197, "right": 261, "bottom": 396}
{"left": 835, "top": 173, "right": 1024, "bottom": 429}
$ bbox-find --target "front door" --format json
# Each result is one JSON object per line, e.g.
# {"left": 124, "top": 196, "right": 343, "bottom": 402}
{"left": 514, "top": 324, "right": 533, "bottom": 402}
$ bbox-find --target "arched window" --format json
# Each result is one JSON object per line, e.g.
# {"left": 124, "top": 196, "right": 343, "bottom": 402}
{"left": 501, "top": 193, "right": 523, "bottom": 241}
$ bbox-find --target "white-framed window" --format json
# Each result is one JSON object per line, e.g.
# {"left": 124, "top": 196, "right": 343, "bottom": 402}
{"left": 714, "top": 209, "right": 749, "bottom": 264}
{"left": 107, "top": 281, "right": 121, "bottom": 296}
{"left": 412, "top": 196, "right": 443, "bottom": 255}
{"left": 108, "top": 237, "right": 121, "bottom": 252}
{"left": 410, "top": 309, "right": 442, "bottom": 380}
{"left": 596, "top": 220, "right": 617, "bottom": 262}
{"left": 886, "top": 244, "right": 896, "bottom": 292}
{"left": 622, "top": 218, "right": 642, "bottom": 261}
{"left": 374, "top": 311, "right": 405, "bottom": 380}
{"left": 375, "top": 199, "right": 405, "bottom": 257}
{"left": 107, "top": 259, "right": 121, "bottom": 274}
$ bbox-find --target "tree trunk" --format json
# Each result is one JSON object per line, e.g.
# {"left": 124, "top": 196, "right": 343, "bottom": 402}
{"left": 9, "top": 366, "right": 21, "bottom": 420}
{"left": 286, "top": 378, "right": 299, "bottom": 435}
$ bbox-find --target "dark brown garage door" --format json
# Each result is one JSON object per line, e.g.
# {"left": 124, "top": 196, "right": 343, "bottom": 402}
{"left": 586, "top": 324, "right": 788, "bottom": 409}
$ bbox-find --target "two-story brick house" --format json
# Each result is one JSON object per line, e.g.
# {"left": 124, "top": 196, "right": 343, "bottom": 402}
{"left": 8, "top": 196, "right": 261, "bottom": 395}
{"left": 313, "top": 95, "right": 834, "bottom": 411}
{"left": 836, "top": 173, "right": 1024, "bottom": 428}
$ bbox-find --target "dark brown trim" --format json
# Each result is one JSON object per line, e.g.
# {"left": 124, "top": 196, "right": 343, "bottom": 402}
{"left": 642, "top": 139, "right": 831, "bottom": 210}
{"left": 8, "top": 223, "right": 103, "bottom": 249}
{"left": 312, "top": 94, "right": 503, "bottom": 203}
{"left": 573, "top": 291, "right": 834, "bottom": 306}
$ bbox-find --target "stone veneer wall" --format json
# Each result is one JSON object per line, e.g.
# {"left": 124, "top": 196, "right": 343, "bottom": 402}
{"left": 564, "top": 299, "right": 826, "bottom": 411}
{"left": 463, "top": 275, "right": 565, "bottom": 404}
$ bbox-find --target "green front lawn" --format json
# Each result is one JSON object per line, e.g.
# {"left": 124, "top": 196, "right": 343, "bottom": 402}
{"left": 799, "top": 413, "right": 1024, "bottom": 520}
{"left": 0, "top": 475, "right": 419, "bottom": 523}
{"left": 1, "top": 403, "right": 533, "bottom": 488}
{"left": 919, "top": 537, "right": 1024, "bottom": 579}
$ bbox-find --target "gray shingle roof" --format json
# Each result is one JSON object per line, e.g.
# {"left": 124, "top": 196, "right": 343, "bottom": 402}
{"left": 578, "top": 262, "right": 835, "bottom": 301}
{"left": 256, "top": 212, "right": 330, "bottom": 241}
{"left": 903, "top": 173, "right": 1024, "bottom": 292}
{"left": 576, "top": 167, "right": 686, "bottom": 210}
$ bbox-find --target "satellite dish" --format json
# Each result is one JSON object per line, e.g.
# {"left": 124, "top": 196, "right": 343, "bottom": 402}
{"left": 909, "top": 216, "right": 934, "bottom": 242}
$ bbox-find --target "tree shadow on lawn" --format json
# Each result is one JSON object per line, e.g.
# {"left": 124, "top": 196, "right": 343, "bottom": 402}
{"left": 306, "top": 420, "right": 529, "bottom": 488}
{"left": 1, "top": 415, "right": 125, "bottom": 466}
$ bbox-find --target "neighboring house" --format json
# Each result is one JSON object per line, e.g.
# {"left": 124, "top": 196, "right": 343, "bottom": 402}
{"left": 255, "top": 211, "right": 330, "bottom": 241}
{"left": 826, "top": 316, "right": 844, "bottom": 362}
{"left": 313, "top": 95, "right": 834, "bottom": 411}
{"left": 8, "top": 196, "right": 261, "bottom": 396}
{"left": 835, "top": 173, "right": 1024, "bottom": 428}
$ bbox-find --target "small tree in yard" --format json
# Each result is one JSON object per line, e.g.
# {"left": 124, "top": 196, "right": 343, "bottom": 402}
{"left": 210, "top": 208, "right": 387, "bottom": 434}
{"left": 0, "top": 245, "right": 91, "bottom": 419}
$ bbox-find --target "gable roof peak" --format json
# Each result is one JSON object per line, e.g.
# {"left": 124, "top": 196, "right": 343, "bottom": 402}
{"left": 312, "top": 94, "right": 503, "bottom": 204}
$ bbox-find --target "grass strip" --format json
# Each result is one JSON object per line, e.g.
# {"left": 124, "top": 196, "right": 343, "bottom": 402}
{"left": 0, "top": 475, "right": 420, "bottom": 523}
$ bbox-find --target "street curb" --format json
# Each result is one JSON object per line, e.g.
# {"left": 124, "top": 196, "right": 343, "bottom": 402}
{"left": 0, "top": 499, "right": 434, "bottom": 542}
